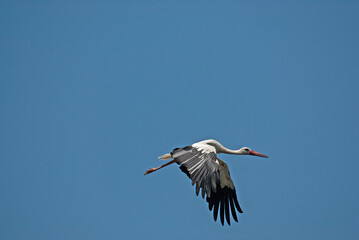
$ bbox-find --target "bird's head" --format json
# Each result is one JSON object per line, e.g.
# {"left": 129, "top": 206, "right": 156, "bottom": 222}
{"left": 238, "top": 147, "right": 269, "bottom": 158}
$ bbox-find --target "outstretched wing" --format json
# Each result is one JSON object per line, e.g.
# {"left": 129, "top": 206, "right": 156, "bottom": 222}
{"left": 171, "top": 144, "right": 219, "bottom": 199}
{"left": 206, "top": 158, "right": 243, "bottom": 226}
{"left": 171, "top": 143, "right": 243, "bottom": 225}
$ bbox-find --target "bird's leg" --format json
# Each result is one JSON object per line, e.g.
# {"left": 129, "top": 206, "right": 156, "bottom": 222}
{"left": 144, "top": 160, "right": 176, "bottom": 175}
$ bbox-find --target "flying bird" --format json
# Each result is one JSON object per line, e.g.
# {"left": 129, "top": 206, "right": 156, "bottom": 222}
{"left": 144, "top": 139, "right": 269, "bottom": 226}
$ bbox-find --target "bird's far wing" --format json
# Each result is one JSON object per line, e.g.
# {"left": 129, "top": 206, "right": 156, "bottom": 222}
{"left": 171, "top": 144, "right": 243, "bottom": 225}
{"left": 206, "top": 158, "right": 243, "bottom": 225}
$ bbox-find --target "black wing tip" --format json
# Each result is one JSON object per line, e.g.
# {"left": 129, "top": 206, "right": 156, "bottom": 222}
{"left": 207, "top": 186, "right": 243, "bottom": 226}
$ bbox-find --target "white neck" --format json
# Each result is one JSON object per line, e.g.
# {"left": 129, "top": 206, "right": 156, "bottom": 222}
{"left": 219, "top": 147, "right": 243, "bottom": 155}
{"left": 202, "top": 139, "right": 244, "bottom": 155}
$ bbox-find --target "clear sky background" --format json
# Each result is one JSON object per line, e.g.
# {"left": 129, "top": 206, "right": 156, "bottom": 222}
{"left": 1, "top": 1, "right": 358, "bottom": 239}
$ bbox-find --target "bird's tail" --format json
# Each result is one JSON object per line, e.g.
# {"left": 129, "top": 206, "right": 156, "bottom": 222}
{"left": 158, "top": 153, "right": 172, "bottom": 160}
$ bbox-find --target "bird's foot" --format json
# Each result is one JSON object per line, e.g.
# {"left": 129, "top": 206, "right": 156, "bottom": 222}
{"left": 144, "top": 168, "right": 157, "bottom": 175}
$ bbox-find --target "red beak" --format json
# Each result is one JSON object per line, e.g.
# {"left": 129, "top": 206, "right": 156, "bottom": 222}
{"left": 249, "top": 150, "right": 269, "bottom": 158}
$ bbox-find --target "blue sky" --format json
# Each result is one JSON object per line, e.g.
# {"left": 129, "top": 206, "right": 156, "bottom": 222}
{"left": 1, "top": 1, "right": 358, "bottom": 239}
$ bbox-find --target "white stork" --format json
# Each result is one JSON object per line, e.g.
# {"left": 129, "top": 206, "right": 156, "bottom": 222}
{"left": 144, "top": 139, "right": 269, "bottom": 226}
